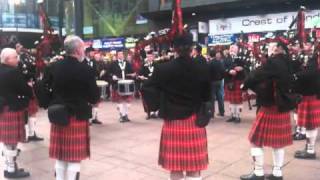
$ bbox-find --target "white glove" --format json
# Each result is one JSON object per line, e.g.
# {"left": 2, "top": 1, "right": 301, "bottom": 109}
{"left": 112, "top": 75, "right": 118, "bottom": 80}
{"left": 100, "top": 70, "right": 106, "bottom": 78}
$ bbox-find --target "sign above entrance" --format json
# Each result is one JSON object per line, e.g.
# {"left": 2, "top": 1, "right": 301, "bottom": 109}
{"left": 209, "top": 10, "right": 320, "bottom": 35}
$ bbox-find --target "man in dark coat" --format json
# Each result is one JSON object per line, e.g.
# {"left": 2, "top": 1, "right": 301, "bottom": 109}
{"left": 142, "top": 33, "right": 212, "bottom": 180}
{"left": 109, "top": 50, "right": 135, "bottom": 122}
{"left": 192, "top": 44, "right": 207, "bottom": 64}
{"left": 83, "top": 47, "right": 103, "bottom": 125}
{"left": 45, "top": 35, "right": 99, "bottom": 180}
{"left": 16, "top": 43, "right": 44, "bottom": 141}
{"left": 208, "top": 50, "right": 225, "bottom": 118}
{"left": 138, "top": 51, "right": 157, "bottom": 119}
{"left": 0, "top": 48, "right": 33, "bottom": 178}
{"left": 240, "top": 43, "right": 297, "bottom": 180}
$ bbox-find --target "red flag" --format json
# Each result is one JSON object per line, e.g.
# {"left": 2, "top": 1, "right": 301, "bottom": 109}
{"left": 297, "top": 8, "right": 306, "bottom": 48}
{"left": 169, "top": 0, "right": 183, "bottom": 38}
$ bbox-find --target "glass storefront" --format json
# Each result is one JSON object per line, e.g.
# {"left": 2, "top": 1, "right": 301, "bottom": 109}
{"left": 0, "top": 0, "right": 59, "bottom": 31}
{"left": 83, "top": 0, "right": 150, "bottom": 38}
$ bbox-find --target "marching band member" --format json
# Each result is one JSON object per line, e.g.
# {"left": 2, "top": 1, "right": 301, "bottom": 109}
{"left": 293, "top": 51, "right": 320, "bottom": 159}
{"left": 83, "top": 47, "right": 103, "bottom": 125}
{"left": 224, "top": 47, "right": 249, "bottom": 123}
{"left": 0, "top": 48, "right": 33, "bottom": 178}
{"left": 142, "top": 33, "right": 211, "bottom": 180}
{"left": 240, "top": 43, "right": 296, "bottom": 180}
{"left": 138, "top": 51, "right": 157, "bottom": 119}
{"left": 16, "top": 43, "right": 44, "bottom": 142}
{"left": 46, "top": 36, "right": 99, "bottom": 180}
{"left": 110, "top": 50, "right": 135, "bottom": 123}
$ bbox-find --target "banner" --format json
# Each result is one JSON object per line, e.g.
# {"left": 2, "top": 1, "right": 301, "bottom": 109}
{"left": 125, "top": 37, "right": 138, "bottom": 48}
{"left": 209, "top": 10, "right": 320, "bottom": 35}
{"left": 101, "top": 38, "right": 125, "bottom": 50}
{"left": 208, "top": 34, "right": 233, "bottom": 46}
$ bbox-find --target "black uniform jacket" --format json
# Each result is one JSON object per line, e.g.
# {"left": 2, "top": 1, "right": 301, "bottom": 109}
{"left": 139, "top": 64, "right": 154, "bottom": 78}
{"left": 0, "top": 64, "right": 33, "bottom": 111}
{"left": 193, "top": 55, "right": 207, "bottom": 65}
{"left": 142, "top": 56, "right": 211, "bottom": 120}
{"left": 109, "top": 60, "right": 134, "bottom": 88}
{"left": 209, "top": 59, "right": 225, "bottom": 82}
{"left": 243, "top": 54, "right": 295, "bottom": 110}
{"left": 224, "top": 57, "right": 249, "bottom": 82}
{"left": 43, "top": 56, "right": 100, "bottom": 120}
{"left": 109, "top": 60, "right": 134, "bottom": 79}
{"left": 293, "top": 55, "right": 320, "bottom": 97}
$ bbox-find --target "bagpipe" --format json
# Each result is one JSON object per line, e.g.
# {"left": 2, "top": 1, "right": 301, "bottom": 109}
{"left": 35, "top": 2, "right": 62, "bottom": 77}
{"left": 132, "top": 0, "right": 184, "bottom": 72}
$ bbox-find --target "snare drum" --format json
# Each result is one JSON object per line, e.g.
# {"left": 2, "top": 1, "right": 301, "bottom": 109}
{"left": 117, "top": 79, "right": 135, "bottom": 96}
{"left": 96, "top": 80, "right": 109, "bottom": 99}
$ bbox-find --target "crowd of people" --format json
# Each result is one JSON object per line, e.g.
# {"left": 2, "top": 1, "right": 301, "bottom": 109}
{"left": 0, "top": 30, "right": 319, "bottom": 180}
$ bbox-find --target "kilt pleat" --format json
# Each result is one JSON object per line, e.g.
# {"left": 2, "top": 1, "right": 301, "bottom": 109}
{"left": 0, "top": 107, "right": 26, "bottom": 145}
{"left": 158, "top": 114, "right": 208, "bottom": 171}
{"left": 28, "top": 98, "right": 39, "bottom": 116}
{"left": 297, "top": 96, "right": 320, "bottom": 130}
{"left": 225, "top": 80, "right": 243, "bottom": 104}
{"left": 249, "top": 106, "right": 292, "bottom": 148}
{"left": 49, "top": 117, "right": 90, "bottom": 162}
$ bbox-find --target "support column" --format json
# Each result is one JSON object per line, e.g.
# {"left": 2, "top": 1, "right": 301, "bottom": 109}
{"left": 74, "top": 0, "right": 84, "bottom": 38}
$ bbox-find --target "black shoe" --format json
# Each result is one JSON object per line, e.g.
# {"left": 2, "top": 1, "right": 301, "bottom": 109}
{"left": 240, "top": 172, "right": 264, "bottom": 180}
{"left": 294, "top": 150, "right": 316, "bottom": 159}
{"left": 4, "top": 169, "right": 30, "bottom": 178}
{"left": 120, "top": 116, "right": 130, "bottom": 123}
{"left": 293, "top": 133, "right": 306, "bottom": 141}
{"left": 27, "top": 133, "right": 44, "bottom": 142}
{"left": 76, "top": 172, "right": 80, "bottom": 180}
{"left": 226, "top": 117, "right": 235, "bottom": 122}
{"left": 234, "top": 118, "right": 241, "bottom": 123}
{"left": 217, "top": 113, "right": 224, "bottom": 117}
{"left": 91, "top": 119, "right": 103, "bottom": 125}
{"left": 124, "top": 115, "right": 131, "bottom": 122}
{"left": 265, "top": 174, "right": 283, "bottom": 180}
{"left": 150, "top": 114, "right": 157, "bottom": 119}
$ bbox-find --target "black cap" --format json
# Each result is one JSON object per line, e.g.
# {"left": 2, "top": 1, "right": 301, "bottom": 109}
{"left": 172, "top": 33, "right": 193, "bottom": 47}
{"left": 85, "top": 46, "right": 94, "bottom": 53}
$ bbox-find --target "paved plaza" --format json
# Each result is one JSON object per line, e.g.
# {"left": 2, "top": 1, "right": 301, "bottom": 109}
{"left": 2, "top": 100, "right": 320, "bottom": 180}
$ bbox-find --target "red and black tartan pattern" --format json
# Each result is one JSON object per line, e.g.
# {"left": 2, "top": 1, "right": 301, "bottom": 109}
{"left": 249, "top": 106, "right": 292, "bottom": 148}
{"left": 49, "top": 117, "right": 90, "bottom": 162}
{"left": 158, "top": 114, "right": 208, "bottom": 171}
{"left": 28, "top": 98, "right": 39, "bottom": 116}
{"left": 0, "top": 107, "right": 26, "bottom": 145}
{"left": 224, "top": 80, "right": 243, "bottom": 104}
{"left": 111, "top": 89, "right": 133, "bottom": 102}
{"left": 297, "top": 95, "right": 320, "bottom": 130}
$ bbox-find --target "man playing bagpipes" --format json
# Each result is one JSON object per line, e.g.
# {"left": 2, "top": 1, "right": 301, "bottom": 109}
{"left": 16, "top": 43, "right": 44, "bottom": 142}
{"left": 224, "top": 47, "right": 250, "bottom": 123}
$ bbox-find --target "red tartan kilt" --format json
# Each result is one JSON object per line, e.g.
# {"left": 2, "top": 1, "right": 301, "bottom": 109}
{"left": 249, "top": 106, "right": 292, "bottom": 148}
{"left": 28, "top": 98, "right": 39, "bottom": 116}
{"left": 49, "top": 117, "right": 90, "bottom": 162}
{"left": 297, "top": 96, "right": 320, "bottom": 129}
{"left": 224, "top": 80, "right": 243, "bottom": 104}
{"left": 0, "top": 107, "right": 26, "bottom": 145}
{"left": 158, "top": 114, "right": 208, "bottom": 171}
{"left": 111, "top": 90, "right": 133, "bottom": 102}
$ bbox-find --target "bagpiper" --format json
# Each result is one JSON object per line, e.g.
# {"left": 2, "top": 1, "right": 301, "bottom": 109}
{"left": 0, "top": 48, "right": 33, "bottom": 178}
